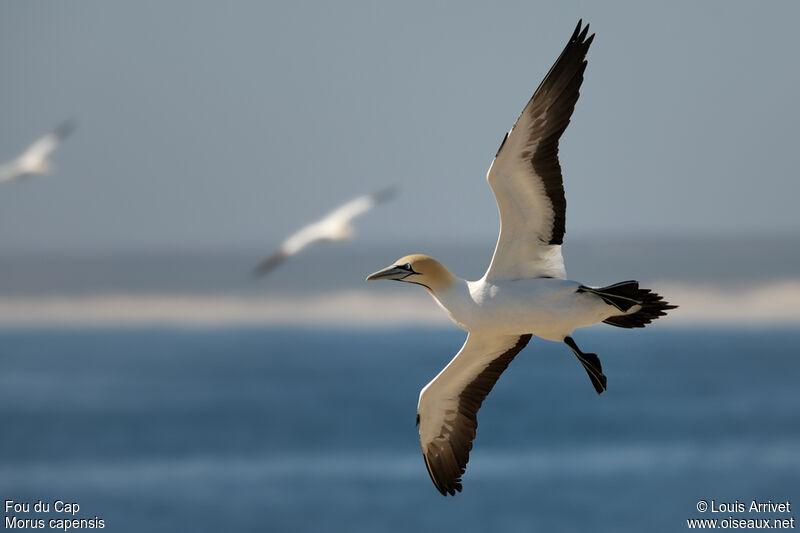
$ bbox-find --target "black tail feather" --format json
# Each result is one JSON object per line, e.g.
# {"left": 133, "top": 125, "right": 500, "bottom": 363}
{"left": 580, "top": 281, "right": 677, "bottom": 329}
{"left": 578, "top": 281, "right": 641, "bottom": 312}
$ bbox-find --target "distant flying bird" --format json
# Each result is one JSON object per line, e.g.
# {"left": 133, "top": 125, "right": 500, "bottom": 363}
{"left": 0, "top": 120, "right": 76, "bottom": 183}
{"left": 253, "top": 187, "right": 397, "bottom": 277}
{"left": 367, "top": 21, "right": 676, "bottom": 496}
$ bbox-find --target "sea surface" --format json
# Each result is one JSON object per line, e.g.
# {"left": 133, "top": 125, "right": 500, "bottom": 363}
{"left": 1, "top": 326, "right": 797, "bottom": 532}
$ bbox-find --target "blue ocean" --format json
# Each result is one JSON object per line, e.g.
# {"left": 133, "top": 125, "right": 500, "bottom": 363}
{"left": 1, "top": 326, "right": 797, "bottom": 532}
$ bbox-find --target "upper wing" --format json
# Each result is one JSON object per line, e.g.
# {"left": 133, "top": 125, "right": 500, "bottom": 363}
{"left": 416, "top": 332, "right": 532, "bottom": 496}
{"left": 16, "top": 120, "right": 76, "bottom": 167}
{"left": 251, "top": 223, "right": 327, "bottom": 277}
{"left": 484, "top": 21, "right": 594, "bottom": 281}
{"left": 323, "top": 186, "right": 397, "bottom": 225}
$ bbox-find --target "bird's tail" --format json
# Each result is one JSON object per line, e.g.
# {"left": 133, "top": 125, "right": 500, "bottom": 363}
{"left": 578, "top": 281, "right": 677, "bottom": 329}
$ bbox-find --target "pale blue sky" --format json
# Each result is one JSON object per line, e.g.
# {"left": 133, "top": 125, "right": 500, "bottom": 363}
{"left": 0, "top": 1, "right": 798, "bottom": 253}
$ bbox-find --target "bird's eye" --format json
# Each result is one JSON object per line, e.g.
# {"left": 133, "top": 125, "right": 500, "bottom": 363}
{"left": 403, "top": 263, "right": 412, "bottom": 271}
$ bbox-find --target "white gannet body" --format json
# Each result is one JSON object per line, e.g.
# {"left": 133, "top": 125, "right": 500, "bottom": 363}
{"left": 0, "top": 120, "right": 76, "bottom": 183}
{"left": 253, "top": 187, "right": 396, "bottom": 277}
{"left": 367, "top": 21, "right": 676, "bottom": 496}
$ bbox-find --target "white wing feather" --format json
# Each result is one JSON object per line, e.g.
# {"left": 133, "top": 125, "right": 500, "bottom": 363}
{"left": 483, "top": 22, "right": 593, "bottom": 282}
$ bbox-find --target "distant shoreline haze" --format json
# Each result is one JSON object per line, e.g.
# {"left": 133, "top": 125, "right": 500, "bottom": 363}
{"left": 0, "top": 234, "right": 799, "bottom": 328}
{"left": 0, "top": 235, "right": 797, "bottom": 296}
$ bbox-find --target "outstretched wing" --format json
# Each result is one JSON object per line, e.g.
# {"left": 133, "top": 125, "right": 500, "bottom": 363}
{"left": 484, "top": 21, "right": 594, "bottom": 281}
{"left": 251, "top": 222, "right": 329, "bottom": 277}
{"left": 323, "top": 186, "right": 397, "bottom": 226}
{"left": 416, "top": 332, "right": 532, "bottom": 496}
{"left": 17, "top": 119, "right": 76, "bottom": 167}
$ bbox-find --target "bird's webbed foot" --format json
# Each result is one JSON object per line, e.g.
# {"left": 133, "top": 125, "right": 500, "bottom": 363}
{"left": 564, "top": 336, "right": 607, "bottom": 394}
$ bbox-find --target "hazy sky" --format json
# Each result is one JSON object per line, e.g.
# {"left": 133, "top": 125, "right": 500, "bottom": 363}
{"left": 0, "top": 1, "right": 798, "bottom": 254}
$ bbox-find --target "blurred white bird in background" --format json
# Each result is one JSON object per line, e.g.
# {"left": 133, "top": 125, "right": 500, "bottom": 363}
{"left": 0, "top": 119, "right": 76, "bottom": 183}
{"left": 253, "top": 186, "right": 397, "bottom": 277}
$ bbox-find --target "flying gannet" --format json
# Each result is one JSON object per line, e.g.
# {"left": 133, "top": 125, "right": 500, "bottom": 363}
{"left": 0, "top": 120, "right": 76, "bottom": 183}
{"left": 253, "top": 187, "right": 396, "bottom": 276}
{"left": 367, "top": 21, "right": 676, "bottom": 496}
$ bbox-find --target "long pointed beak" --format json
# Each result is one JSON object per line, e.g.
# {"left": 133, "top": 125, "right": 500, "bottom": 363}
{"left": 366, "top": 265, "right": 408, "bottom": 281}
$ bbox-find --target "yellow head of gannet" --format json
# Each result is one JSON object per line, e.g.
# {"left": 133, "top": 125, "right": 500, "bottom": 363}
{"left": 366, "top": 254, "right": 457, "bottom": 293}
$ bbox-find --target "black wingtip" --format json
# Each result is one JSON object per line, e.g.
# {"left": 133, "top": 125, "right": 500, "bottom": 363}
{"left": 251, "top": 266, "right": 268, "bottom": 279}
{"left": 570, "top": 20, "right": 595, "bottom": 49}
{"left": 577, "top": 23, "right": 590, "bottom": 42}
{"left": 572, "top": 20, "right": 582, "bottom": 40}
{"left": 251, "top": 251, "right": 287, "bottom": 279}
{"left": 422, "top": 453, "right": 450, "bottom": 497}
{"left": 55, "top": 119, "right": 77, "bottom": 140}
{"left": 372, "top": 185, "right": 398, "bottom": 205}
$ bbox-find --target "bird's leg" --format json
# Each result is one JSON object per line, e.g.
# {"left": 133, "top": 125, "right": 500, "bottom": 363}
{"left": 564, "top": 336, "right": 607, "bottom": 395}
